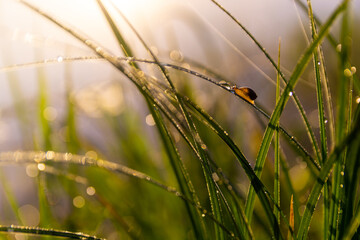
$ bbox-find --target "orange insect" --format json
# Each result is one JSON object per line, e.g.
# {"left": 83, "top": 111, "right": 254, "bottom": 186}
{"left": 232, "top": 86, "right": 257, "bottom": 104}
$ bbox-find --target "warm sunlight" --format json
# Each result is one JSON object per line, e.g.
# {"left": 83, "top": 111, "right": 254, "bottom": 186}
{"left": 1, "top": 0, "right": 360, "bottom": 239}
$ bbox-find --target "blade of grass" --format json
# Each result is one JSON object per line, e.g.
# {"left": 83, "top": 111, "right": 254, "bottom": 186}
{"left": 274, "top": 39, "right": 281, "bottom": 227}
{"left": 106, "top": 2, "right": 231, "bottom": 238}
{"left": 297, "top": 103, "right": 360, "bottom": 239}
{"left": 306, "top": 1, "right": 330, "bottom": 238}
{"left": 209, "top": 0, "right": 322, "bottom": 167}
{"left": 1, "top": 55, "right": 320, "bottom": 172}
{"left": 181, "top": 96, "right": 288, "bottom": 238}
{"left": 0, "top": 151, "right": 234, "bottom": 236}
{"left": 329, "top": 3, "right": 352, "bottom": 239}
{"left": 95, "top": 1, "right": 212, "bottom": 237}
{"left": 244, "top": 0, "right": 348, "bottom": 224}
{"left": 288, "top": 195, "right": 294, "bottom": 240}
{"left": 0, "top": 225, "right": 104, "bottom": 240}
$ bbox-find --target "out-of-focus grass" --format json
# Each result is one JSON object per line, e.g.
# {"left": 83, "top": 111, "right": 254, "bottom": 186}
{"left": 0, "top": 0, "right": 359, "bottom": 239}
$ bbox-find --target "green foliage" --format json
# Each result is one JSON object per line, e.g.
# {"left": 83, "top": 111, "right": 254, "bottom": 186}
{"left": 0, "top": 0, "right": 359, "bottom": 239}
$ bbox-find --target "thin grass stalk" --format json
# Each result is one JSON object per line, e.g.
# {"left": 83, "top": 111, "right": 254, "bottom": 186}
{"left": 274, "top": 39, "right": 281, "bottom": 226}
{"left": 95, "top": 2, "right": 208, "bottom": 237}
{"left": 244, "top": 0, "right": 348, "bottom": 224}
{"left": 0, "top": 150, "right": 235, "bottom": 236}
{"left": 64, "top": 62, "right": 81, "bottom": 153}
{"left": 18, "top": 1, "right": 210, "bottom": 237}
{"left": 209, "top": 0, "right": 322, "bottom": 165}
{"left": 329, "top": 3, "right": 352, "bottom": 239}
{"left": 1, "top": 55, "right": 320, "bottom": 172}
{"left": 306, "top": 1, "right": 330, "bottom": 238}
{"left": 108, "top": 3, "right": 231, "bottom": 238}
{"left": 0, "top": 171, "right": 23, "bottom": 224}
{"left": 296, "top": 107, "right": 360, "bottom": 239}
{"left": 288, "top": 195, "right": 294, "bottom": 240}
{"left": 0, "top": 225, "right": 104, "bottom": 240}
{"left": 182, "top": 97, "right": 290, "bottom": 238}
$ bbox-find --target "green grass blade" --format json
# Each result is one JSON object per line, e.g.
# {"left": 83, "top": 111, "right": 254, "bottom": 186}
{"left": 329, "top": 3, "right": 352, "bottom": 239}
{"left": 37, "top": 68, "right": 52, "bottom": 150}
{"left": 182, "top": 97, "right": 285, "bottom": 238}
{"left": 297, "top": 105, "right": 360, "bottom": 239}
{"left": 65, "top": 67, "right": 81, "bottom": 153}
{"left": 107, "top": 3, "right": 229, "bottom": 238}
{"left": 209, "top": 0, "right": 322, "bottom": 165}
{"left": 148, "top": 101, "right": 208, "bottom": 239}
{"left": 244, "top": 0, "right": 348, "bottom": 224}
{"left": 274, "top": 39, "right": 281, "bottom": 226}
{"left": 95, "top": 0, "right": 138, "bottom": 69}
{"left": 0, "top": 225, "right": 104, "bottom": 240}
{"left": 306, "top": 1, "right": 330, "bottom": 238}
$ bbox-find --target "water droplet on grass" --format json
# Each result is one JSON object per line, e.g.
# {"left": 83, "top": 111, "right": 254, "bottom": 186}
{"left": 356, "top": 97, "right": 360, "bottom": 104}
{"left": 289, "top": 91, "right": 293, "bottom": 97}
{"left": 336, "top": 44, "right": 342, "bottom": 52}
{"left": 351, "top": 66, "right": 357, "bottom": 74}
{"left": 344, "top": 68, "right": 353, "bottom": 77}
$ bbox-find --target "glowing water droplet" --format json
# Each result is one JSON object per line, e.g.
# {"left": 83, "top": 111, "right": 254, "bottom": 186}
{"left": 288, "top": 91, "right": 293, "bottom": 97}
{"left": 340, "top": 184, "right": 344, "bottom": 188}
{"left": 201, "top": 214, "right": 205, "bottom": 217}
{"left": 201, "top": 144, "right": 207, "bottom": 150}
{"left": 224, "top": 131, "right": 228, "bottom": 136}
{"left": 324, "top": 119, "right": 328, "bottom": 124}
{"left": 57, "top": 56, "right": 63, "bottom": 62}
{"left": 336, "top": 44, "right": 342, "bottom": 52}
{"left": 356, "top": 97, "right": 360, "bottom": 104}
{"left": 351, "top": 66, "right": 357, "bottom": 74}
{"left": 344, "top": 69, "right": 353, "bottom": 77}
{"left": 317, "top": 61, "right": 321, "bottom": 66}
{"left": 340, "top": 171, "right": 344, "bottom": 176}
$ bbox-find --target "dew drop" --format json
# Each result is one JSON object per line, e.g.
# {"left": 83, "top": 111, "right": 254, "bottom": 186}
{"left": 224, "top": 131, "right": 228, "bottom": 136}
{"left": 86, "top": 186, "right": 96, "bottom": 196}
{"left": 340, "top": 171, "right": 344, "bottom": 176}
{"left": 324, "top": 119, "right": 328, "bottom": 124}
{"left": 57, "top": 56, "right": 63, "bottom": 62}
{"left": 344, "top": 69, "right": 352, "bottom": 77}
{"left": 317, "top": 61, "right": 321, "bottom": 66}
{"left": 37, "top": 163, "right": 45, "bottom": 171}
{"left": 340, "top": 184, "right": 344, "bottom": 188}
{"left": 356, "top": 97, "right": 360, "bottom": 104}
{"left": 288, "top": 91, "right": 293, "bottom": 97}
{"left": 336, "top": 44, "right": 342, "bottom": 52}
{"left": 351, "top": 66, "right": 357, "bottom": 74}
{"left": 201, "top": 214, "right": 205, "bottom": 217}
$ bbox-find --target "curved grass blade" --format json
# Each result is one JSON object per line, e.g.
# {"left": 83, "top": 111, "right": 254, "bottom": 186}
{"left": 297, "top": 104, "right": 360, "bottom": 239}
{"left": 274, "top": 39, "right": 281, "bottom": 227}
{"left": 0, "top": 55, "right": 319, "bottom": 172}
{"left": 243, "top": 0, "right": 349, "bottom": 224}
{"left": 306, "top": 1, "right": 331, "bottom": 238}
{"left": 0, "top": 151, "right": 234, "bottom": 237}
{"left": 329, "top": 3, "right": 352, "bottom": 239}
{"left": 209, "top": 0, "right": 322, "bottom": 166}
{"left": 108, "top": 3, "right": 232, "bottom": 238}
{"left": 0, "top": 225, "right": 104, "bottom": 240}
{"left": 99, "top": 2, "right": 211, "bottom": 237}
{"left": 181, "top": 96, "right": 288, "bottom": 238}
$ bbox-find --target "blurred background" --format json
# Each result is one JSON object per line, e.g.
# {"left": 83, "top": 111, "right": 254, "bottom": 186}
{"left": 0, "top": 0, "right": 360, "bottom": 239}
